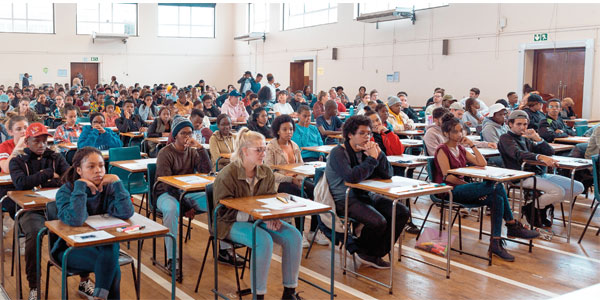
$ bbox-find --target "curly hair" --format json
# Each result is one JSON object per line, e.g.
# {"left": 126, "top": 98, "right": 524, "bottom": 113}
{"left": 342, "top": 115, "right": 372, "bottom": 140}
{"left": 271, "top": 114, "right": 295, "bottom": 139}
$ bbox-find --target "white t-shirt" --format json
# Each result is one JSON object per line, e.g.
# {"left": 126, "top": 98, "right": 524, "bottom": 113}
{"left": 272, "top": 103, "right": 294, "bottom": 115}
{"left": 266, "top": 83, "right": 277, "bottom": 101}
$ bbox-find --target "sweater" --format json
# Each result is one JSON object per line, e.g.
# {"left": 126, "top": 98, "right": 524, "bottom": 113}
{"left": 291, "top": 124, "right": 323, "bottom": 160}
{"left": 116, "top": 114, "right": 146, "bottom": 133}
{"left": 208, "top": 130, "right": 234, "bottom": 171}
{"left": 247, "top": 121, "right": 273, "bottom": 139}
{"left": 155, "top": 143, "right": 211, "bottom": 201}
{"left": 264, "top": 139, "right": 303, "bottom": 186}
{"left": 424, "top": 124, "right": 445, "bottom": 156}
{"left": 481, "top": 117, "right": 509, "bottom": 143}
{"left": 523, "top": 107, "right": 545, "bottom": 130}
{"left": 78, "top": 125, "right": 123, "bottom": 150}
{"left": 584, "top": 126, "right": 600, "bottom": 159}
{"left": 9, "top": 148, "right": 70, "bottom": 190}
{"left": 498, "top": 131, "right": 554, "bottom": 175}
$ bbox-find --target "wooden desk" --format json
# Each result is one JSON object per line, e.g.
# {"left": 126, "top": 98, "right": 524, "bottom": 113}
{"left": 3, "top": 189, "right": 58, "bottom": 297}
{"left": 345, "top": 178, "right": 453, "bottom": 291}
{"left": 523, "top": 156, "right": 593, "bottom": 242}
{"left": 144, "top": 119, "right": 154, "bottom": 124}
{"left": 271, "top": 162, "right": 326, "bottom": 178}
{"left": 39, "top": 214, "right": 174, "bottom": 300}
{"left": 466, "top": 147, "right": 500, "bottom": 158}
{"left": 549, "top": 143, "right": 575, "bottom": 153}
{"left": 301, "top": 145, "right": 335, "bottom": 155}
{"left": 232, "top": 121, "right": 247, "bottom": 126}
{"left": 466, "top": 135, "right": 481, "bottom": 141}
{"left": 387, "top": 154, "right": 430, "bottom": 176}
{"left": 399, "top": 139, "right": 423, "bottom": 148}
{"left": 554, "top": 136, "right": 590, "bottom": 144}
{"left": 413, "top": 123, "right": 426, "bottom": 129}
{"left": 397, "top": 130, "right": 424, "bottom": 137}
{"left": 109, "top": 158, "right": 157, "bottom": 173}
{"left": 327, "top": 134, "right": 343, "bottom": 140}
{"left": 446, "top": 166, "right": 535, "bottom": 262}
{"left": 100, "top": 150, "right": 147, "bottom": 160}
{"left": 145, "top": 136, "right": 169, "bottom": 144}
{"left": 156, "top": 174, "right": 214, "bottom": 281}
{"left": 57, "top": 142, "right": 77, "bottom": 151}
{"left": 120, "top": 131, "right": 145, "bottom": 138}
{"left": 216, "top": 193, "right": 334, "bottom": 299}
{"left": 209, "top": 117, "right": 217, "bottom": 123}
{"left": 219, "top": 153, "right": 231, "bottom": 159}
{"left": 0, "top": 173, "right": 12, "bottom": 186}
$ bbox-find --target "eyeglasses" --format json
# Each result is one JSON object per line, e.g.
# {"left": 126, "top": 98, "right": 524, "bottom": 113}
{"left": 248, "top": 147, "right": 267, "bottom": 153}
{"left": 178, "top": 131, "right": 193, "bottom": 137}
{"left": 357, "top": 130, "right": 372, "bottom": 137}
{"left": 547, "top": 105, "right": 560, "bottom": 109}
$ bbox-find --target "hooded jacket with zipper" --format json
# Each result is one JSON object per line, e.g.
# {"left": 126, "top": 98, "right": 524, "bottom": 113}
{"left": 538, "top": 114, "right": 576, "bottom": 142}
{"left": 481, "top": 117, "right": 509, "bottom": 144}
{"left": 9, "top": 147, "right": 70, "bottom": 190}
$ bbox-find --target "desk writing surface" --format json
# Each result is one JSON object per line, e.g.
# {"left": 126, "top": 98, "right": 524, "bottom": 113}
{"left": 271, "top": 162, "right": 327, "bottom": 177}
{"left": 145, "top": 137, "right": 169, "bottom": 144}
{"left": 45, "top": 213, "right": 168, "bottom": 248}
{"left": 346, "top": 178, "right": 452, "bottom": 200}
{"left": 109, "top": 158, "right": 156, "bottom": 173}
{"left": 120, "top": 132, "right": 145, "bottom": 138}
{"left": 8, "top": 189, "right": 58, "bottom": 210}
{"left": 447, "top": 166, "right": 534, "bottom": 182}
{"left": 157, "top": 174, "right": 215, "bottom": 192}
{"left": 301, "top": 145, "right": 335, "bottom": 154}
{"left": 0, "top": 173, "right": 12, "bottom": 186}
{"left": 549, "top": 143, "right": 575, "bottom": 152}
{"left": 466, "top": 147, "right": 500, "bottom": 157}
{"left": 524, "top": 156, "right": 593, "bottom": 170}
{"left": 387, "top": 154, "right": 430, "bottom": 167}
{"left": 399, "top": 139, "right": 423, "bottom": 147}
{"left": 397, "top": 130, "right": 424, "bottom": 136}
{"left": 554, "top": 136, "right": 590, "bottom": 144}
{"left": 219, "top": 193, "right": 331, "bottom": 221}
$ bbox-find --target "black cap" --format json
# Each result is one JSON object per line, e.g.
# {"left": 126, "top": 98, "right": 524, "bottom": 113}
{"left": 528, "top": 93, "right": 546, "bottom": 104}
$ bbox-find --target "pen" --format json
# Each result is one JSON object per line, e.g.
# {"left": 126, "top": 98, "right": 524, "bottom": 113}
{"left": 79, "top": 235, "right": 96, "bottom": 239}
{"left": 276, "top": 196, "right": 288, "bottom": 204}
{"left": 289, "top": 196, "right": 297, "bottom": 202}
{"left": 24, "top": 194, "right": 37, "bottom": 197}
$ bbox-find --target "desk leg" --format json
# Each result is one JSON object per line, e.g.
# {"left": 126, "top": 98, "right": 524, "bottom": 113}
{"left": 388, "top": 199, "right": 399, "bottom": 295}
{"left": 15, "top": 209, "right": 24, "bottom": 300}
{"left": 252, "top": 220, "right": 263, "bottom": 300}
{"left": 446, "top": 193, "right": 453, "bottom": 279}
{"left": 36, "top": 228, "right": 47, "bottom": 300}
{"left": 0, "top": 195, "right": 6, "bottom": 286}
{"left": 567, "top": 169, "right": 576, "bottom": 243}
{"left": 61, "top": 247, "right": 74, "bottom": 299}
{"left": 136, "top": 240, "right": 141, "bottom": 300}
{"left": 166, "top": 234, "right": 177, "bottom": 300}
{"left": 342, "top": 188, "right": 350, "bottom": 274}
{"left": 328, "top": 210, "right": 335, "bottom": 300}
{"left": 177, "top": 192, "right": 189, "bottom": 283}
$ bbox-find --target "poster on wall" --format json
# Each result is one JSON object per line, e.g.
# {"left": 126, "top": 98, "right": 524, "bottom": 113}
{"left": 57, "top": 69, "right": 68, "bottom": 77}
{"left": 386, "top": 74, "right": 394, "bottom": 82}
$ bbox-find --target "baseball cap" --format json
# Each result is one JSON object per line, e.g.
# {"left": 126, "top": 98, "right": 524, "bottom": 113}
{"left": 488, "top": 103, "right": 507, "bottom": 116}
{"left": 449, "top": 102, "right": 464, "bottom": 111}
{"left": 229, "top": 90, "right": 242, "bottom": 97}
{"left": 508, "top": 110, "right": 529, "bottom": 121}
{"left": 25, "top": 123, "right": 52, "bottom": 139}
{"left": 443, "top": 94, "right": 454, "bottom": 101}
{"left": 527, "top": 93, "right": 546, "bottom": 104}
{"left": 0, "top": 94, "right": 9, "bottom": 103}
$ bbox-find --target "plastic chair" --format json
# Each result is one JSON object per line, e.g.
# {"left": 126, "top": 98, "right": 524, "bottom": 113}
{"left": 76, "top": 117, "right": 90, "bottom": 124}
{"left": 578, "top": 154, "right": 600, "bottom": 243}
{"left": 42, "top": 201, "right": 138, "bottom": 300}
{"left": 108, "top": 146, "right": 149, "bottom": 215}
{"left": 193, "top": 184, "right": 251, "bottom": 298}
{"left": 576, "top": 125, "right": 590, "bottom": 137}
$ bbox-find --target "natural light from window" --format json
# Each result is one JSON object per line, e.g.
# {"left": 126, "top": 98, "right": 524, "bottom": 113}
{"left": 0, "top": 2, "right": 54, "bottom": 34}
{"left": 77, "top": 3, "right": 137, "bottom": 35}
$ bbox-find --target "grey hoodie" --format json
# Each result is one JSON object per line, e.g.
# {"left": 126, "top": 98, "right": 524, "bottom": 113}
{"left": 481, "top": 117, "right": 509, "bottom": 144}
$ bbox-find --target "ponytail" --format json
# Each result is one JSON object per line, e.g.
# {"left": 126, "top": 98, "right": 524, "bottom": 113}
{"left": 231, "top": 127, "right": 265, "bottom": 163}
{"left": 61, "top": 147, "right": 103, "bottom": 184}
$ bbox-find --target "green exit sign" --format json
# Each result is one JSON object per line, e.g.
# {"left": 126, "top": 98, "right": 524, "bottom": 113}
{"left": 91, "top": 57, "right": 99, "bottom": 61}
{"left": 534, "top": 33, "right": 548, "bottom": 41}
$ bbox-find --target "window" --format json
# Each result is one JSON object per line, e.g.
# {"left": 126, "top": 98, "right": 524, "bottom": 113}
{"left": 158, "top": 3, "right": 215, "bottom": 38}
{"left": 283, "top": 3, "right": 337, "bottom": 30}
{"left": 357, "top": 1, "right": 448, "bottom": 16}
{"left": 248, "top": 3, "right": 269, "bottom": 33}
{"left": 0, "top": 3, "right": 54, "bottom": 34}
{"left": 77, "top": 3, "right": 137, "bottom": 35}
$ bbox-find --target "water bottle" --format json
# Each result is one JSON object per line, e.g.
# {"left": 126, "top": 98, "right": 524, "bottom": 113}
{"left": 349, "top": 105, "right": 355, "bottom": 116}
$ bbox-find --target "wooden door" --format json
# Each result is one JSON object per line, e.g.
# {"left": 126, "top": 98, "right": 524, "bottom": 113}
{"left": 533, "top": 48, "right": 585, "bottom": 116}
{"left": 289, "top": 62, "right": 304, "bottom": 92}
{"left": 70, "top": 63, "right": 99, "bottom": 88}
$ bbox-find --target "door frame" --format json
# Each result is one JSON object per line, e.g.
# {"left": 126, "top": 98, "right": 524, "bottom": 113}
{"left": 518, "top": 39, "right": 594, "bottom": 118}
{"left": 292, "top": 55, "right": 317, "bottom": 92}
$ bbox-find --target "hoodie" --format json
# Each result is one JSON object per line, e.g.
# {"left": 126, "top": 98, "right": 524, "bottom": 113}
{"left": 481, "top": 117, "right": 509, "bottom": 144}
{"left": 423, "top": 124, "right": 445, "bottom": 156}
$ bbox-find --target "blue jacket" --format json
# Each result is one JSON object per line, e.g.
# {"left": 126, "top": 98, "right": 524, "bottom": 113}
{"left": 78, "top": 125, "right": 122, "bottom": 150}
{"left": 251, "top": 79, "right": 261, "bottom": 93}
{"left": 291, "top": 124, "right": 323, "bottom": 159}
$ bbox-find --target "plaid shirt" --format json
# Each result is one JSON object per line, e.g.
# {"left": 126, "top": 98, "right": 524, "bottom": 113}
{"left": 53, "top": 123, "right": 82, "bottom": 148}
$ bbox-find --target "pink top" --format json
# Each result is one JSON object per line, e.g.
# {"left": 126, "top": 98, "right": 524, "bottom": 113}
{"left": 220, "top": 99, "right": 249, "bottom": 121}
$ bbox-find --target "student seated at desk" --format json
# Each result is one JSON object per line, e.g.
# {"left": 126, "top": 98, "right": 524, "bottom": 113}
{"left": 209, "top": 114, "right": 234, "bottom": 171}
{"left": 386, "top": 96, "right": 415, "bottom": 133}
{"left": 539, "top": 98, "right": 576, "bottom": 143}
{"left": 272, "top": 90, "right": 296, "bottom": 117}
{"left": 316, "top": 100, "right": 343, "bottom": 145}
{"left": 116, "top": 99, "right": 147, "bottom": 133}
{"left": 202, "top": 94, "right": 221, "bottom": 118}
{"left": 265, "top": 115, "right": 326, "bottom": 247}
{"left": 8, "top": 97, "right": 39, "bottom": 123}
{"left": 434, "top": 114, "right": 538, "bottom": 261}
{"left": 9, "top": 123, "right": 91, "bottom": 300}
{"left": 33, "top": 93, "right": 53, "bottom": 115}
{"left": 220, "top": 90, "right": 249, "bottom": 123}
{"left": 312, "top": 91, "right": 327, "bottom": 120}
{"left": 213, "top": 128, "right": 303, "bottom": 300}
{"left": 139, "top": 93, "right": 158, "bottom": 121}
{"left": 190, "top": 109, "right": 212, "bottom": 144}
{"left": 102, "top": 99, "right": 119, "bottom": 128}
{"left": 155, "top": 116, "right": 214, "bottom": 272}
{"left": 53, "top": 104, "right": 82, "bottom": 148}
{"left": 292, "top": 105, "right": 324, "bottom": 162}
{"left": 498, "top": 110, "right": 585, "bottom": 228}
{"left": 0, "top": 116, "right": 28, "bottom": 173}
{"left": 585, "top": 125, "right": 600, "bottom": 159}
{"left": 78, "top": 112, "right": 123, "bottom": 150}
{"left": 325, "top": 115, "right": 409, "bottom": 269}
{"left": 56, "top": 147, "right": 134, "bottom": 300}
{"left": 146, "top": 107, "right": 172, "bottom": 157}
{"left": 247, "top": 107, "right": 273, "bottom": 139}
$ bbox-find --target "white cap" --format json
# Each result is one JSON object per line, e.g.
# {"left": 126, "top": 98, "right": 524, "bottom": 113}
{"left": 488, "top": 103, "right": 507, "bottom": 116}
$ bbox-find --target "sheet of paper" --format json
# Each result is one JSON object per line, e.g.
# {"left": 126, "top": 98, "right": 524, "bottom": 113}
{"left": 157, "top": 137, "right": 169, "bottom": 142}
{"left": 85, "top": 214, "right": 130, "bottom": 230}
{"left": 35, "top": 188, "right": 59, "bottom": 200}
{"left": 174, "top": 175, "right": 210, "bottom": 184}
{"left": 292, "top": 165, "right": 317, "bottom": 175}
{"left": 119, "top": 163, "right": 146, "bottom": 170}
{"left": 69, "top": 230, "right": 115, "bottom": 243}
{"left": 257, "top": 197, "right": 306, "bottom": 210}
{"left": 0, "top": 175, "right": 11, "bottom": 181}
{"left": 303, "top": 161, "right": 326, "bottom": 168}
{"left": 552, "top": 156, "right": 592, "bottom": 167}
{"left": 452, "top": 167, "right": 516, "bottom": 178}
{"left": 360, "top": 176, "right": 430, "bottom": 189}
{"left": 314, "top": 145, "right": 334, "bottom": 152}
{"left": 134, "top": 158, "right": 157, "bottom": 164}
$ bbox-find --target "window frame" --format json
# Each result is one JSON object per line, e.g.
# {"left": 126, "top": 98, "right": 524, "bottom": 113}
{"left": 356, "top": 2, "right": 449, "bottom": 18}
{"left": 282, "top": 3, "right": 338, "bottom": 31}
{"left": 247, "top": 3, "right": 270, "bottom": 33}
{"left": 75, "top": 3, "right": 139, "bottom": 36}
{"left": 0, "top": 3, "right": 55, "bottom": 34}
{"left": 157, "top": 3, "right": 216, "bottom": 39}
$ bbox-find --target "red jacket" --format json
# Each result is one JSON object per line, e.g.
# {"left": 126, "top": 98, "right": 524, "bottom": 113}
{"left": 372, "top": 130, "right": 404, "bottom": 155}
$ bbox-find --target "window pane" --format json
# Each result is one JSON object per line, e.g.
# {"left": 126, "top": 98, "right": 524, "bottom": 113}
{"left": 158, "top": 5, "right": 214, "bottom": 38}
{"left": 99, "top": 23, "right": 112, "bottom": 33}
{"left": 77, "top": 3, "right": 136, "bottom": 35}
{"left": 0, "top": 19, "right": 12, "bottom": 32}
{"left": 192, "top": 7, "right": 213, "bottom": 26}
{"left": 27, "top": 3, "right": 52, "bottom": 20}
{"left": 0, "top": 3, "right": 11, "bottom": 19}
{"left": 77, "top": 22, "right": 97, "bottom": 34}
{"left": 77, "top": 3, "right": 98, "bottom": 22}
{"left": 13, "top": 3, "right": 26, "bottom": 19}
{"left": 284, "top": 3, "right": 336, "bottom": 30}
{"left": 114, "top": 4, "right": 136, "bottom": 23}
{"left": 13, "top": 19, "right": 26, "bottom": 32}
{"left": 28, "top": 20, "right": 52, "bottom": 33}
{"left": 305, "top": 2, "right": 329, "bottom": 13}
{"left": 158, "top": 24, "right": 178, "bottom": 37}
{"left": 158, "top": 5, "right": 178, "bottom": 25}
{"left": 99, "top": 3, "right": 112, "bottom": 23}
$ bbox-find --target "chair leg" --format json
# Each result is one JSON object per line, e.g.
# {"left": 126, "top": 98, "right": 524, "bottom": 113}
{"left": 439, "top": 205, "right": 445, "bottom": 231}
{"left": 131, "top": 263, "right": 139, "bottom": 300}
{"left": 479, "top": 208, "right": 484, "bottom": 240}
{"left": 560, "top": 202, "right": 567, "bottom": 227}
{"left": 194, "top": 237, "right": 213, "bottom": 292}
{"left": 45, "top": 263, "right": 51, "bottom": 300}
{"left": 137, "top": 194, "right": 145, "bottom": 215}
{"left": 232, "top": 249, "right": 243, "bottom": 300}
{"left": 240, "top": 248, "right": 250, "bottom": 280}
{"left": 304, "top": 226, "right": 320, "bottom": 259}
{"left": 455, "top": 209, "right": 462, "bottom": 251}
{"left": 416, "top": 204, "right": 435, "bottom": 240}
{"left": 578, "top": 201, "right": 599, "bottom": 243}
{"left": 185, "top": 217, "right": 192, "bottom": 243}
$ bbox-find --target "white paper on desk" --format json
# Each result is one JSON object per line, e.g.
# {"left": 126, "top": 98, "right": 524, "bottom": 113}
{"left": 69, "top": 230, "right": 114, "bottom": 243}
{"left": 157, "top": 137, "right": 169, "bottom": 142}
{"left": 85, "top": 214, "right": 129, "bottom": 230}
{"left": 552, "top": 156, "right": 592, "bottom": 167}
{"left": 101, "top": 150, "right": 109, "bottom": 156}
{"left": 314, "top": 145, "right": 334, "bottom": 151}
{"left": 452, "top": 167, "right": 515, "bottom": 178}
{"left": 35, "top": 189, "right": 59, "bottom": 200}
{"left": 134, "top": 158, "right": 157, "bottom": 164}
{"left": 360, "top": 176, "right": 429, "bottom": 189}
{"left": 174, "top": 175, "right": 210, "bottom": 184}
{"left": 258, "top": 197, "right": 306, "bottom": 210}
{"left": 303, "top": 161, "right": 326, "bottom": 168}
{"left": 0, "top": 175, "right": 11, "bottom": 181}
{"left": 119, "top": 163, "right": 146, "bottom": 170}
{"left": 292, "top": 165, "right": 316, "bottom": 175}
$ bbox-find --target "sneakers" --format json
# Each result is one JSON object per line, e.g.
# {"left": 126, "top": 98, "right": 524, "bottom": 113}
{"left": 506, "top": 221, "right": 540, "bottom": 240}
{"left": 78, "top": 278, "right": 95, "bottom": 300}
{"left": 301, "top": 235, "right": 309, "bottom": 248}
{"left": 28, "top": 288, "right": 38, "bottom": 300}
{"left": 306, "top": 231, "right": 329, "bottom": 246}
{"left": 282, "top": 291, "right": 304, "bottom": 300}
{"left": 489, "top": 238, "right": 515, "bottom": 262}
{"left": 355, "top": 253, "right": 390, "bottom": 269}
{"left": 522, "top": 202, "right": 548, "bottom": 228}
{"left": 404, "top": 222, "right": 420, "bottom": 234}
{"left": 166, "top": 259, "right": 181, "bottom": 278}
{"left": 217, "top": 249, "right": 245, "bottom": 267}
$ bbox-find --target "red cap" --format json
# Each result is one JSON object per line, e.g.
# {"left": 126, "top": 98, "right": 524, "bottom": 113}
{"left": 25, "top": 123, "right": 52, "bottom": 139}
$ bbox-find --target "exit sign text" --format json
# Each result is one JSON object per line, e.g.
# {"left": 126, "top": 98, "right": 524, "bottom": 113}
{"left": 534, "top": 33, "right": 548, "bottom": 41}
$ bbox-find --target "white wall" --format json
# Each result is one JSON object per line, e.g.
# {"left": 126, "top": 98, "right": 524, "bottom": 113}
{"left": 0, "top": 3, "right": 235, "bottom": 88}
{"left": 232, "top": 3, "right": 600, "bottom": 119}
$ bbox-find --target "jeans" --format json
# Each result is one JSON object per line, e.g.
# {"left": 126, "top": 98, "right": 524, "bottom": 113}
{"left": 336, "top": 194, "right": 409, "bottom": 258}
{"left": 522, "top": 174, "right": 584, "bottom": 208}
{"left": 19, "top": 211, "right": 46, "bottom": 289}
{"left": 452, "top": 181, "right": 513, "bottom": 237}
{"left": 227, "top": 221, "right": 302, "bottom": 295}
{"left": 56, "top": 244, "right": 120, "bottom": 299}
{"left": 157, "top": 191, "right": 206, "bottom": 260}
